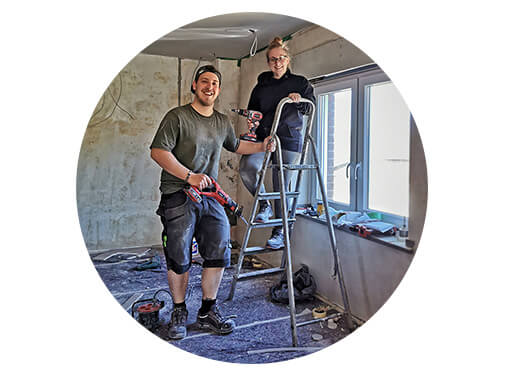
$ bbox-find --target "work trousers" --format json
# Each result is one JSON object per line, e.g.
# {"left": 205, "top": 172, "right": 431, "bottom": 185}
{"left": 239, "top": 150, "right": 300, "bottom": 221}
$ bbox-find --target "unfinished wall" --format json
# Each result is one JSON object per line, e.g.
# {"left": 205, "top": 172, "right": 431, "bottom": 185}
{"left": 292, "top": 219, "right": 413, "bottom": 321}
{"left": 77, "top": 54, "right": 240, "bottom": 251}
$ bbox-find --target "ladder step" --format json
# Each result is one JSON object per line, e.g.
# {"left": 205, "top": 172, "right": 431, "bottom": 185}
{"left": 242, "top": 246, "right": 283, "bottom": 255}
{"left": 268, "top": 164, "right": 318, "bottom": 170}
{"left": 237, "top": 267, "right": 285, "bottom": 280}
{"left": 250, "top": 218, "right": 296, "bottom": 228}
{"left": 257, "top": 192, "right": 300, "bottom": 200}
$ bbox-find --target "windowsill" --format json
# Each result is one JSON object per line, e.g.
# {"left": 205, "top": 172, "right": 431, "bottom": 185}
{"left": 296, "top": 212, "right": 414, "bottom": 254}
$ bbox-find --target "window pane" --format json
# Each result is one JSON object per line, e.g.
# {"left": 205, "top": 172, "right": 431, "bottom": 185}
{"left": 319, "top": 89, "right": 352, "bottom": 204}
{"left": 367, "top": 82, "right": 410, "bottom": 217}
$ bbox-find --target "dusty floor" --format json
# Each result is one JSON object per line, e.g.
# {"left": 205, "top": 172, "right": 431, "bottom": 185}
{"left": 91, "top": 246, "right": 353, "bottom": 364}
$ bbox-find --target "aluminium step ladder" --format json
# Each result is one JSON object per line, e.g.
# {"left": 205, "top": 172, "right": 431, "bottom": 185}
{"left": 228, "top": 97, "right": 355, "bottom": 347}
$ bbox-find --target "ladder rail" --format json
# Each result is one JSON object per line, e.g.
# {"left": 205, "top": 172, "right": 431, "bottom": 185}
{"left": 308, "top": 134, "right": 354, "bottom": 330}
{"left": 289, "top": 99, "right": 316, "bottom": 222}
{"left": 274, "top": 135, "right": 298, "bottom": 346}
{"left": 228, "top": 116, "right": 275, "bottom": 300}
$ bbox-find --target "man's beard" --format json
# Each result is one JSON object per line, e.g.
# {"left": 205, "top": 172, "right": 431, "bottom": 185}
{"left": 197, "top": 95, "right": 215, "bottom": 107}
{"left": 195, "top": 88, "right": 216, "bottom": 107}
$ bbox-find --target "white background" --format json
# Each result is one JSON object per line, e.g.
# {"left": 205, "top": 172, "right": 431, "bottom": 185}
{"left": 1, "top": 1, "right": 511, "bottom": 382}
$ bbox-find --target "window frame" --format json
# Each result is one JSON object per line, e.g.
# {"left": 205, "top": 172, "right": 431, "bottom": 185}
{"left": 310, "top": 67, "right": 410, "bottom": 227}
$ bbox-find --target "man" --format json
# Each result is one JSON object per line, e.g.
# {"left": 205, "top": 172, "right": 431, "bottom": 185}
{"left": 150, "top": 65, "right": 275, "bottom": 340}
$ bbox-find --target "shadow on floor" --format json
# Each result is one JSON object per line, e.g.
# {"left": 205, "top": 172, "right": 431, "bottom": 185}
{"left": 91, "top": 246, "right": 351, "bottom": 364}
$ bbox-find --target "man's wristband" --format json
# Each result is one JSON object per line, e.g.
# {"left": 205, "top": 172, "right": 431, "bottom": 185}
{"left": 184, "top": 170, "right": 192, "bottom": 183}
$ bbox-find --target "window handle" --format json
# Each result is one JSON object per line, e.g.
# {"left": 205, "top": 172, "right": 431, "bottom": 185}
{"left": 354, "top": 162, "right": 361, "bottom": 181}
{"left": 345, "top": 163, "right": 351, "bottom": 179}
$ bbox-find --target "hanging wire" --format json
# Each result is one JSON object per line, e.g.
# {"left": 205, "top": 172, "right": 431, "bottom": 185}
{"left": 193, "top": 57, "right": 204, "bottom": 77}
{"left": 89, "top": 73, "right": 135, "bottom": 127}
{"left": 192, "top": 53, "right": 217, "bottom": 79}
{"left": 249, "top": 29, "right": 258, "bottom": 57}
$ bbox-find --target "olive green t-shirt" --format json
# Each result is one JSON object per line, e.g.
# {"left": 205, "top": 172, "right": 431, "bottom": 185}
{"left": 150, "top": 104, "right": 240, "bottom": 194}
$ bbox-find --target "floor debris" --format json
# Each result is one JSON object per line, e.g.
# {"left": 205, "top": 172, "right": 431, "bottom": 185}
{"left": 312, "top": 333, "right": 323, "bottom": 341}
{"left": 91, "top": 246, "right": 351, "bottom": 364}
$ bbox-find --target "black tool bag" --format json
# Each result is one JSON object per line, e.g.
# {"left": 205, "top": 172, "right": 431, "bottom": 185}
{"left": 270, "top": 265, "right": 317, "bottom": 304}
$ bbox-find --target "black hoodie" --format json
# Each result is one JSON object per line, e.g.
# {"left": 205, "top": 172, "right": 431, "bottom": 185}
{"left": 247, "top": 69, "right": 315, "bottom": 153}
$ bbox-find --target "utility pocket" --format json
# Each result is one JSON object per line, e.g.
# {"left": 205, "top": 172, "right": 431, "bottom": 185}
{"left": 157, "top": 191, "right": 188, "bottom": 222}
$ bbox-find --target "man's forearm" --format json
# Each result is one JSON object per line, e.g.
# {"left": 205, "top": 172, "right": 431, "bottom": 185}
{"left": 151, "top": 148, "right": 214, "bottom": 189}
{"left": 150, "top": 148, "right": 190, "bottom": 181}
{"left": 235, "top": 140, "right": 265, "bottom": 155}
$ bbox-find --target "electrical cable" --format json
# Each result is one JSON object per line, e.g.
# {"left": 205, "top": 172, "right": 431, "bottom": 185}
{"left": 107, "top": 87, "right": 134, "bottom": 120}
{"left": 249, "top": 29, "right": 257, "bottom": 57}
{"left": 89, "top": 73, "right": 134, "bottom": 127}
{"left": 90, "top": 95, "right": 105, "bottom": 119}
{"left": 192, "top": 57, "right": 205, "bottom": 80}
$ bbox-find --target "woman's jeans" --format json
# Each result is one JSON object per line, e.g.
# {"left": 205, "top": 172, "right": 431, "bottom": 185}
{"left": 239, "top": 150, "right": 300, "bottom": 221}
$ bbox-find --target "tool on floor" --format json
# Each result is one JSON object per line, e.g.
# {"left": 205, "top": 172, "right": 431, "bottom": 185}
{"left": 231, "top": 108, "right": 263, "bottom": 142}
{"left": 132, "top": 256, "right": 161, "bottom": 271}
{"left": 227, "top": 96, "right": 356, "bottom": 347}
{"left": 184, "top": 178, "right": 248, "bottom": 225}
{"left": 131, "top": 289, "right": 172, "bottom": 331}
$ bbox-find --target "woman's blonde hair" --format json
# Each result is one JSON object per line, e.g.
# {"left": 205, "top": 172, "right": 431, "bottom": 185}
{"left": 266, "top": 37, "right": 290, "bottom": 62}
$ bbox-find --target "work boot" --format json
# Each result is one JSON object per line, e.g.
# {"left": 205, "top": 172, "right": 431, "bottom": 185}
{"left": 196, "top": 305, "right": 235, "bottom": 335}
{"left": 254, "top": 201, "right": 273, "bottom": 223}
{"left": 168, "top": 306, "right": 188, "bottom": 340}
{"left": 266, "top": 228, "right": 284, "bottom": 249}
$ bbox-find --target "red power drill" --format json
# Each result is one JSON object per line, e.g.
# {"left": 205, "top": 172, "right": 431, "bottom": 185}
{"left": 231, "top": 109, "right": 263, "bottom": 142}
{"left": 184, "top": 178, "right": 248, "bottom": 225}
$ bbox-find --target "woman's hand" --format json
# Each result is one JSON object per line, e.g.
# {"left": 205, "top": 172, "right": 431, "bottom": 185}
{"left": 262, "top": 136, "right": 276, "bottom": 153}
{"left": 288, "top": 93, "right": 301, "bottom": 103}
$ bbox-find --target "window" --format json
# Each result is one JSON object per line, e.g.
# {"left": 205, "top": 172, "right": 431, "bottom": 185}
{"left": 312, "top": 68, "right": 411, "bottom": 225}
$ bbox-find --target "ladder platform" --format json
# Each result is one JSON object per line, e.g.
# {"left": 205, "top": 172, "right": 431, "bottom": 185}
{"left": 242, "top": 246, "right": 283, "bottom": 255}
{"left": 250, "top": 218, "right": 296, "bottom": 228}
{"left": 237, "top": 267, "right": 285, "bottom": 280}
{"left": 257, "top": 192, "right": 300, "bottom": 200}
{"left": 268, "top": 164, "right": 318, "bottom": 170}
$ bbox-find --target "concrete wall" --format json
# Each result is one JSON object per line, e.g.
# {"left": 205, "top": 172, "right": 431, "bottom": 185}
{"left": 77, "top": 54, "right": 240, "bottom": 251}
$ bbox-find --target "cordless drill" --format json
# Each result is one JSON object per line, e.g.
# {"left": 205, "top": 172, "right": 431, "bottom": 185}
{"left": 231, "top": 109, "right": 263, "bottom": 142}
{"left": 184, "top": 178, "right": 248, "bottom": 224}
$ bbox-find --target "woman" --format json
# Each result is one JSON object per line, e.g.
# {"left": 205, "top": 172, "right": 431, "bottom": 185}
{"left": 239, "top": 37, "right": 316, "bottom": 249}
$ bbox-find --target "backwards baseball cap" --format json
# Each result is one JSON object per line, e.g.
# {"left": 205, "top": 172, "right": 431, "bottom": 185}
{"left": 190, "top": 65, "right": 222, "bottom": 94}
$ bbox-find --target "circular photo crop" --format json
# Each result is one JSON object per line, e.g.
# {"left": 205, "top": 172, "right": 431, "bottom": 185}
{"left": 77, "top": 12, "right": 427, "bottom": 364}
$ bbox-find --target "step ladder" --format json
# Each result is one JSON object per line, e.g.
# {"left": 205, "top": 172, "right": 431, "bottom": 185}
{"left": 227, "top": 97, "right": 355, "bottom": 347}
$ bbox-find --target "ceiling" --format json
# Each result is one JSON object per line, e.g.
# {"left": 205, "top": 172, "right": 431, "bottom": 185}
{"left": 141, "top": 13, "right": 314, "bottom": 60}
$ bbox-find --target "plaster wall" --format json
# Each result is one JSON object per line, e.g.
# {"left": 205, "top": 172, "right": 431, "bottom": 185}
{"left": 77, "top": 54, "right": 240, "bottom": 251}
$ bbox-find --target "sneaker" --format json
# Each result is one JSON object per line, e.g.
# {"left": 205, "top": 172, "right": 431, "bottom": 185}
{"left": 168, "top": 306, "right": 188, "bottom": 340}
{"left": 266, "top": 228, "right": 284, "bottom": 249}
{"left": 197, "top": 305, "right": 235, "bottom": 335}
{"left": 254, "top": 201, "right": 273, "bottom": 223}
